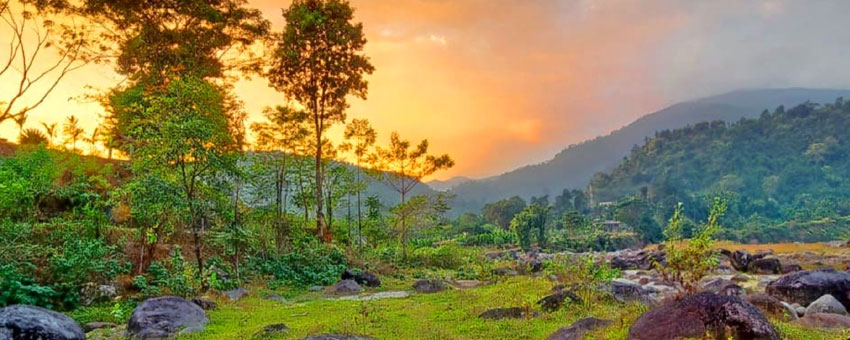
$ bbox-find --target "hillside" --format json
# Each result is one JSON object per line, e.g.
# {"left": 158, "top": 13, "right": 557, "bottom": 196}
{"left": 448, "top": 88, "right": 850, "bottom": 214}
{"left": 590, "top": 98, "right": 850, "bottom": 241}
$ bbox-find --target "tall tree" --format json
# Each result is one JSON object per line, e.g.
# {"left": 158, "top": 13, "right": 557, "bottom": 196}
{"left": 269, "top": 0, "right": 374, "bottom": 242}
{"left": 341, "top": 118, "right": 376, "bottom": 246}
{"left": 40, "top": 122, "right": 57, "bottom": 146}
{"left": 252, "top": 105, "right": 310, "bottom": 250}
{"left": 372, "top": 131, "right": 453, "bottom": 257}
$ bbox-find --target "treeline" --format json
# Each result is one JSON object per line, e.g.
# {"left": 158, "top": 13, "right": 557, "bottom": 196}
{"left": 589, "top": 98, "right": 850, "bottom": 242}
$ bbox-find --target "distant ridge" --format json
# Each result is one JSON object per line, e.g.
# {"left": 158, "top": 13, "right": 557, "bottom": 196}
{"left": 448, "top": 88, "right": 850, "bottom": 215}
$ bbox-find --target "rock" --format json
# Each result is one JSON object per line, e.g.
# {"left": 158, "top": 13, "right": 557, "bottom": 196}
{"left": 805, "top": 294, "right": 848, "bottom": 316}
{"left": 413, "top": 279, "right": 447, "bottom": 293}
{"left": 491, "top": 267, "right": 519, "bottom": 276}
{"left": 300, "top": 335, "right": 377, "bottom": 340}
{"left": 451, "top": 280, "right": 484, "bottom": 289}
{"left": 610, "top": 250, "right": 664, "bottom": 270}
{"left": 191, "top": 297, "right": 217, "bottom": 310}
{"left": 547, "top": 317, "right": 613, "bottom": 340}
{"left": 338, "top": 291, "right": 410, "bottom": 301}
{"left": 700, "top": 278, "right": 736, "bottom": 293}
{"left": 327, "top": 279, "right": 361, "bottom": 296}
{"left": 485, "top": 249, "right": 518, "bottom": 260}
{"left": 127, "top": 296, "right": 209, "bottom": 339}
{"left": 253, "top": 323, "right": 289, "bottom": 338}
{"left": 746, "top": 293, "right": 798, "bottom": 321}
{"left": 342, "top": 270, "right": 381, "bottom": 287}
{"left": 721, "top": 284, "right": 746, "bottom": 297}
{"left": 766, "top": 268, "right": 850, "bottom": 309}
{"left": 84, "top": 322, "right": 117, "bottom": 332}
{"left": 730, "top": 250, "right": 753, "bottom": 272}
{"left": 86, "top": 324, "right": 126, "bottom": 340}
{"left": 713, "top": 264, "right": 735, "bottom": 275}
{"left": 262, "top": 294, "right": 286, "bottom": 303}
{"left": 80, "top": 283, "right": 118, "bottom": 306}
{"left": 748, "top": 257, "right": 782, "bottom": 274}
{"left": 627, "top": 292, "right": 779, "bottom": 340}
{"left": 781, "top": 263, "right": 803, "bottom": 274}
{"left": 0, "top": 305, "right": 85, "bottom": 340}
{"left": 731, "top": 274, "right": 750, "bottom": 283}
{"left": 550, "top": 284, "right": 566, "bottom": 292}
{"left": 479, "top": 307, "right": 538, "bottom": 320}
{"left": 309, "top": 285, "right": 324, "bottom": 292}
{"left": 795, "top": 306, "right": 806, "bottom": 317}
{"left": 611, "top": 279, "right": 655, "bottom": 305}
{"left": 792, "top": 313, "right": 850, "bottom": 329}
{"left": 537, "top": 290, "right": 582, "bottom": 312}
{"left": 225, "top": 287, "right": 249, "bottom": 301}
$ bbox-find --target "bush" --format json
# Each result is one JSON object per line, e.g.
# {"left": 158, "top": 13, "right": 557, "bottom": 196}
{"left": 0, "top": 263, "right": 57, "bottom": 308}
{"left": 410, "top": 243, "right": 473, "bottom": 270}
{"left": 133, "top": 246, "right": 201, "bottom": 298}
{"left": 657, "top": 199, "right": 725, "bottom": 295}
{"left": 248, "top": 238, "right": 347, "bottom": 287}
{"left": 545, "top": 255, "right": 620, "bottom": 287}
{"left": 456, "top": 224, "right": 516, "bottom": 247}
{"left": 0, "top": 148, "right": 58, "bottom": 219}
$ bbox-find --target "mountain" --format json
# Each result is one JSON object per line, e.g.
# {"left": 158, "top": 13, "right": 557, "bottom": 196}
{"left": 448, "top": 88, "right": 850, "bottom": 215}
{"left": 589, "top": 98, "right": 850, "bottom": 242}
{"left": 426, "top": 176, "right": 472, "bottom": 191}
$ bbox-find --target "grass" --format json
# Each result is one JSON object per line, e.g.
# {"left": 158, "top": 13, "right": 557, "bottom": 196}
{"left": 167, "top": 275, "right": 846, "bottom": 340}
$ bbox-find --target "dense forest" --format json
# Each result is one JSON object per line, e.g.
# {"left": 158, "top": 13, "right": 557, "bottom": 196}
{"left": 589, "top": 99, "right": 850, "bottom": 242}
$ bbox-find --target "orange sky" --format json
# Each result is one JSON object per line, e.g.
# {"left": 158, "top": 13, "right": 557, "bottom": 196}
{"left": 2, "top": 0, "right": 850, "bottom": 180}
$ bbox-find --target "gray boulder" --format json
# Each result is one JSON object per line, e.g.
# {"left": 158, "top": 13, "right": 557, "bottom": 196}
{"left": 748, "top": 257, "right": 781, "bottom": 274}
{"left": 127, "top": 296, "right": 209, "bottom": 339}
{"left": 479, "top": 307, "right": 538, "bottom": 320}
{"left": 805, "top": 294, "right": 848, "bottom": 316}
{"left": 253, "top": 323, "right": 289, "bottom": 339}
{"left": 537, "top": 289, "right": 582, "bottom": 312}
{"left": 412, "top": 279, "right": 447, "bottom": 293}
{"left": 327, "top": 280, "right": 361, "bottom": 296}
{"left": 766, "top": 268, "right": 850, "bottom": 310}
{"left": 0, "top": 305, "right": 85, "bottom": 340}
{"left": 627, "top": 292, "right": 779, "bottom": 340}
{"left": 80, "top": 283, "right": 118, "bottom": 306}
{"left": 225, "top": 287, "right": 249, "bottom": 301}
{"left": 611, "top": 279, "right": 655, "bottom": 305}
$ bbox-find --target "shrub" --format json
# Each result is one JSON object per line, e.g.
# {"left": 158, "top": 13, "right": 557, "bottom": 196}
{"left": 545, "top": 255, "right": 620, "bottom": 287}
{"left": 0, "top": 148, "right": 58, "bottom": 219}
{"left": 248, "top": 238, "right": 347, "bottom": 287}
{"left": 0, "top": 263, "right": 57, "bottom": 308}
{"left": 410, "top": 243, "right": 473, "bottom": 270}
{"left": 657, "top": 198, "right": 725, "bottom": 295}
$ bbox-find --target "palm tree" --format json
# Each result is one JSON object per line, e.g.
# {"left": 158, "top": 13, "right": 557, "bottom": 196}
{"left": 63, "top": 115, "right": 84, "bottom": 153}
{"left": 19, "top": 128, "right": 48, "bottom": 146}
{"left": 86, "top": 127, "right": 100, "bottom": 156}
{"left": 41, "top": 122, "right": 57, "bottom": 146}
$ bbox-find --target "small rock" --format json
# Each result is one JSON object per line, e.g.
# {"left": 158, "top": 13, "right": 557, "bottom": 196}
{"left": 80, "top": 283, "right": 118, "bottom": 306}
{"left": 730, "top": 250, "right": 753, "bottom": 272}
{"left": 547, "top": 317, "right": 612, "bottom": 340}
{"left": 805, "top": 294, "right": 848, "bottom": 316}
{"left": 262, "top": 294, "right": 286, "bottom": 303}
{"left": 326, "top": 280, "right": 361, "bottom": 296}
{"left": 191, "top": 297, "right": 217, "bottom": 310}
{"left": 781, "top": 263, "right": 803, "bottom": 274}
{"left": 225, "top": 288, "right": 249, "bottom": 302}
{"left": 342, "top": 270, "right": 381, "bottom": 287}
{"left": 479, "top": 307, "right": 538, "bottom": 320}
{"left": 748, "top": 257, "right": 781, "bottom": 274}
{"left": 731, "top": 274, "right": 750, "bottom": 283}
{"left": 611, "top": 279, "right": 655, "bottom": 305}
{"left": 413, "top": 279, "right": 447, "bottom": 293}
{"left": 253, "top": 323, "right": 289, "bottom": 338}
{"left": 746, "top": 293, "right": 798, "bottom": 321}
{"left": 537, "top": 290, "right": 582, "bottom": 312}
{"left": 127, "top": 296, "right": 209, "bottom": 339}
{"left": 0, "top": 305, "right": 85, "bottom": 340}
{"left": 451, "top": 280, "right": 484, "bottom": 289}
{"left": 309, "top": 285, "right": 324, "bottom": 292}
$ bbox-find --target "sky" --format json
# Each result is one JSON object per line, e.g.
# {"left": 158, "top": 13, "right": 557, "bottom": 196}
{"left": 2, "top": 0, "right": 850, "bottom": 180}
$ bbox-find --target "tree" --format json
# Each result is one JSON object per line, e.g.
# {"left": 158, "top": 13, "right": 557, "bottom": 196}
{"left": 268, "top": 0, "right": 375, "bottom": 242}
{"left": 657, "top": 199, "right": 725, "bottom": 295}
{"left": 510, "top": 203, "right": 549, "bottom": 251}
{"left": 372, "top": 132, "right": 454, "bottom": 254}
{"left": 40, "top": 122, "right": 57, "bottom": 146}
{"left": 482, "top": 196, "right": 526, "bottom": 229}
{"left": 62, "top": 114, "right": 83, "bottom": 152}
{"left": 18, "top": 128, "right": 48, "bottom": 146}
{"left": 252, "top": 105, "right": 311, "bottom": 251}
{"left": 122, "top": 77, "right": 237, "bottom": 282}
{"left": 341, "top": 118, "right": 376, "bottom": 246}
{"left": 85, "top": 127, "right": 99, "bottom": 156}
{"left": 0, "top": 1, "right": 92, "bottom": 126}
{"left": 389, "top": 195, "right": 439, "bottom": 260}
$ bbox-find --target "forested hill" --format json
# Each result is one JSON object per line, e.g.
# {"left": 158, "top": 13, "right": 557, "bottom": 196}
{"left": 590, "top": 98, "right": 850, "bottom": 241}
{"left": 447, "top": 88, "right": 850, "bottom": 215}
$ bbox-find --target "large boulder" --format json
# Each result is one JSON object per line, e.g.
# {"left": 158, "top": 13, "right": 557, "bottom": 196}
{"left": 412, "top": 279, "right": 447, "bottom": 293}
{"left": 610, "top": 279, "right": 655, "bottom": 305}
{"left": 729, "top": 250, "right": 753, "bottom": 272}
{"left": 611, "top": 250, "right": 664, "bottom": 270}
{"left": 627, "top": 292, "right": 779, "bottom": 340}
{"left": 766, "top": 268, "right": 850, "bottom": 309}
{"left": 327, "top": 279, "right": 361, "bottom": 296}
{"left": 791, "top": 313, "right": 850, "bottom": 329}
{"left": 547, "top": 317, "right": 612, "bottom": 340}
{"left": 0, "top": 305, "right": 85, "bottom": 340}
{"left": 805, "top": 294, "right": 848, "bottom": 316}
{"left": 127, "top": 296, "right": 209, "bottom": 339}
{"left": 748, "top": 258, "right": 782, "bottom": 274}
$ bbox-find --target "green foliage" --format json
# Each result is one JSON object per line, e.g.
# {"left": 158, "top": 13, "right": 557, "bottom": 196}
{"left": 410, "top": 243, "right": 473, "bottom": 270}
{"left": 510, "top": 203, "right": 549, "bottom": 250}
{"left": 0, "top": 263, "right": 57, "bottom": 308}
{"left": 482, "top": 196, "right": 526, "bottom": 229}
{"left": 546, "top": 255, "right": 621, "bottom": 286}
{"left": 133, "top": 246, "right": 201, "bottom": 298}
{"left": 248, "top": 238, "right": 347, "bottom": 288}
{"left": 657, "top": 198, "right": 725, "bottom": 295}
{"left": 456, "top": 223, "right": 517, "bottom": 247}
{"left": 591, "top": 100, "right": 850, "bottom": 242}
{"left": 48, "top": 238, "right": 128, "bottom": 306}
{"left": 0, "top": 147, "right": 58, "bottom": 219}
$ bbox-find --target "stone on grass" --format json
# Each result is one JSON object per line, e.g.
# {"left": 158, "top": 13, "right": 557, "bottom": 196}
{"left": 547, "top": 317, "right": 612, "bottom": 340}
{"left": 80, "top": 283, "right": 118, "bottom": 306}
{"left": 791, "top": 313, "right": 850, "bottom": 329}
{"left": 413, "top": 279, "right": 447, "bottom": 293}
{"left": 262, "top": 294, "right": 286, "bottom": 303}
{"left": 191, "top": 297, "right": 217, "bottom": 310}
{"left": 127, "top": 296, "right": 209, "bottom": 339}
{"left": 0, "top": 305, "right": 85, "bottom": 340}
{"left": 805, "top": 294, "right": 848, "bottom": 316}
{"left": 766, "top": 268, "right": 850, "bottom": 310}
{"left": 253, "top": 323, "right": 289, "bottom": 339}
{"left": 225, "top": 287, "right": 249, "bottom": 302}
{"left": 627, "top": 292, "right": 778, "bottom": 340}
{"left": 341, "top": 270, "right": 381, "bottom": 287}
{"left": 326, "top": 280, "right": 361, "bottom": 296}
{"left": 479, "top": 307, "right": 538, "bottom": 320}
{"left": 537, "top": 290, "right": 582, "bottom": 312}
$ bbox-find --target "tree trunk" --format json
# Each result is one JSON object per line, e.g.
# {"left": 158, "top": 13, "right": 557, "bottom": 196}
{"left": 315, "top": 132, "right": 328, "bottom": 242}
{"left": 356, "top": 166, "right": 362, "bottom": 248}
